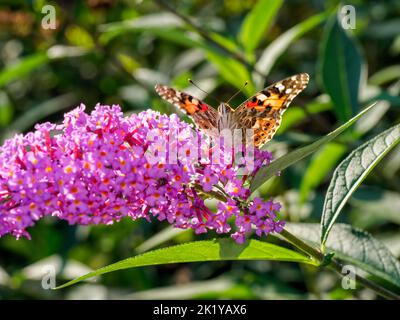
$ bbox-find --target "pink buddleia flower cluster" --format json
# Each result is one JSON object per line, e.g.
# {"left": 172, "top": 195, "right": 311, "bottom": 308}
{"left": 0, "top": 104, "right": 284, "bottom": 242}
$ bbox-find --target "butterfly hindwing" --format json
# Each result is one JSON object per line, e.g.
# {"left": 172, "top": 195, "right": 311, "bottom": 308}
{"left": 233, "top": 73, "right": 309, "bottom": 147}
{"left": 155, "top": 85, "right": 219, "bottom": 132}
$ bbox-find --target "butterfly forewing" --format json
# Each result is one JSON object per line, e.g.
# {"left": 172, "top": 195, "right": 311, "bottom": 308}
{"left": 233, "top": 73, "right": 309, "bottom": 147}
{"left": 155, "top": 85, "right": 219, "bottom": 133}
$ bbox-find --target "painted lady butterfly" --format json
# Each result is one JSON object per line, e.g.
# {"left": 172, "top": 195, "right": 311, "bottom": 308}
{"left": 155, "top": 73, "right": 309, "bottom": 148}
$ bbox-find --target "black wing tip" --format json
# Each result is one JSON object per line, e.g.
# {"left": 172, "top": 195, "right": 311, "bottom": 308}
{"left": 298, "top": 73, "right": 310, "bottom": 82}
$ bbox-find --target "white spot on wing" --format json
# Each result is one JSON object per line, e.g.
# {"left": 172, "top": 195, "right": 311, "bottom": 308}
{"left": 275, "top": 83, "right": 285, "bottom": 91}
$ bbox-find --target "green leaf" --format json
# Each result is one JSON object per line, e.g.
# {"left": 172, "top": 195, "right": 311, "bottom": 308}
{"left": 0, "top": 53, "right": 49, "bottom": 88}
{"left": 5, "top": 93, "right": 77, "bottom": 137}
{"left": 254, "top": 12, "right": 327, "bottom": 88}
{"left": 299, "top": 142, "right": 347, "bottom": 203}
{"left": 238, "top": 0, "right": 283, "bottom": 53}
{"left": 367, "top": 91, "right": 400, "bottom": 108}
{"left": 148, "top": 31, "right": 254, "bottom": 94}
{"left": 98, "top": 12, "right": 183, "bottom": 43}
{"left": 209, "top": 32, "right": 242, "bottom": 55}
{"left": 65, "top": 25, "right": 95, "bottom": 49}
{"left": 321, "top": 123, "right": 400, "bottom": 246}
{"left": 56, "top": 238, "right": 316, "bottom": 289}
{"left": 0, "top": 91, "right": 13, "bottom": 127}
{"left": 142, "top": 28, "right": 204, "bottom": 50}
{"left": 116, "top": 53, "right": 140, "bottom": 74}
{"left": 250, "top": 102, "right": 376, "bottom": 193}
{"left": 99, "top": 12, "right": 236, "bottom": 54}
{"left": 350, "top": 188, "right": 400, "bottom": 228}
{"left": 356, "top": 82, "right": 399, "bottom": 135}
{"left": 381, "top": 144, "right": 400, "bottom": 180}
{"left": 0, "top": 46, "right": 88, "bottom": 89}
{"left": 206, "top": 52, "right": 255, "bottom": 96}
{"left": 369, "top": 65, "right": 400, "bottom": 86}
{"left": 100, "top": 14, "right": 255, "bottom": 94}
{"left": 99, "top": 13, "right": 243, "bottom": 63}
{"left": 379, "top": 233, "right": 400, "bottom": 259}
{"left": 286, "top": 223, "right": 400, "bottom": 289}
{"left": 318, "top": 14, "right": 365, "bottom": 122}
{"left": 277, "top": 102, "right": 332, "bottom": 134}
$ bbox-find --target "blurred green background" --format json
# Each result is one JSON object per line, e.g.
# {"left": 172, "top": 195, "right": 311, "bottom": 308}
{"left": 0, "top": 0, "right": 399, "bottom": 299}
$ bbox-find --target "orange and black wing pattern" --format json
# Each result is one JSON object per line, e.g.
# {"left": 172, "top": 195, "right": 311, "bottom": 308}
{"left": 155, "top": 84, "right": 218, "bottom": 132}
{"left": 233, "top": 73, "right": 309, "bottom": 147}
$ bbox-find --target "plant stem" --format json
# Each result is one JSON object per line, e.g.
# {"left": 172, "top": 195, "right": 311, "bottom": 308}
{"left": 328, "top": 259, "right": 400, "bottom": 300}
{"left": 279, "top": 229, "right": 325, "bottom": 262}
{"left": 279, "top": 229, "right": 400, "bottom": 300}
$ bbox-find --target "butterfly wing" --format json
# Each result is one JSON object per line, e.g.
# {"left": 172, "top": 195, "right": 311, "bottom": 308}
{"left": 233, "top": 73, "right": 309, "bottom": 147}
{"left": 155, "top": 85, "right": 219, "bottom": 133}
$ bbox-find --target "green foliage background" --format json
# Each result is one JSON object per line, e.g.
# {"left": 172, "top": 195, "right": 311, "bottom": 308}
{"left": 0, "top": 0, "right": 399, "bottom": 299}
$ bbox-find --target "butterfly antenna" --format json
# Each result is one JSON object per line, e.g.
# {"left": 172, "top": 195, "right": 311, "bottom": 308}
{"left": 188, "top": 79, "right": 220, "bottom": 104}
{"left": 226, "top": 81, "right": 248, "bottom": 104}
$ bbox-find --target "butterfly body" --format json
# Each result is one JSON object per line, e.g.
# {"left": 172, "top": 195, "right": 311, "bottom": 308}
{"left": 216, "top": 102, "right": 236, "bottom": 132}
{"left": 155, "top": 73, "right": 309, "bottom": 148}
